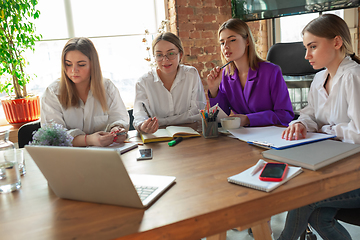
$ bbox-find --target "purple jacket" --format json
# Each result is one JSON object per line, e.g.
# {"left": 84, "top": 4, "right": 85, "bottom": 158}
{"left": 209, "top": 61, "right": 294, "bottom": 126}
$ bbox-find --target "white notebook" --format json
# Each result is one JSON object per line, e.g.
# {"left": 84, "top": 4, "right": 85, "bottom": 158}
{"left": 228, "top": 126, "right": 335, "bottom": 150}
{"left": 89, "top": 142, "right": 138, "bottom": 154}
{"left": 228, "top": 161, "right": 303, "bottom": 192}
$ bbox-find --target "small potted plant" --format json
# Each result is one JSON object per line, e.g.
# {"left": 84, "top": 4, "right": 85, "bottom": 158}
{"left": 30, "top": 122, "right": 73, "bottom": 147}
{"left": 0, "top": 0, "right": 42, "bottom": 124}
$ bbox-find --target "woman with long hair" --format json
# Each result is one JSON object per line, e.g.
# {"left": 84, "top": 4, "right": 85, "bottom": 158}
{"left": 207, "top": 18, "right": 294, "bottom": 127}
{"left": 41, "top": 37, "right": 129, "bottom": 147}
{"left": 133, "top": 32, "right": 206, "bottom": 133}
{"left": 279, "top": 14, "right": 360, "bottom": 240}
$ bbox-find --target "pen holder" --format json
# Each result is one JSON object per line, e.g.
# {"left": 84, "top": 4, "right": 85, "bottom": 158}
{"left": 202, "top": 118, "right": 218, "bottom": 138}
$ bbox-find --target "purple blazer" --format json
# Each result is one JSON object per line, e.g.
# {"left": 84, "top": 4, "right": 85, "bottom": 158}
{"left": 209, "top": 61, "right": 294, "bottom": 126}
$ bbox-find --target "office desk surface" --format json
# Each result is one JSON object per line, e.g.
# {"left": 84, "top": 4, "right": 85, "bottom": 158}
{"left": 1, "top": 133, "right": 360, "bottom": 240}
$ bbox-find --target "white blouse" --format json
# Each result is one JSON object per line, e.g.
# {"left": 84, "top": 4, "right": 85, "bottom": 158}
{"left": 133, "top": 64, "right": 206, "bottom": 130}
{"left": 292, "top": 56, "right": 360, "bottom": 144}
{"left": 41, "top": 78, "right": 129, "bottom": 137}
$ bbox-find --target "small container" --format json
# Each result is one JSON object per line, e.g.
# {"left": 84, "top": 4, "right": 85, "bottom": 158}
{"left": 221, "top": 117, "right": 241, "bottom": 130}
{"left": 0, "top": 130, "right": 15, "bottom": 152}
{"left": 202, "top": 118, "right": 218, "bottom": 138}
{"left": 0, "top": 130, "right": 20, "bottom": 193}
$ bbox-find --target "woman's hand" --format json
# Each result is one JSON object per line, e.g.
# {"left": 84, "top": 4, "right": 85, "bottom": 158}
{"left": 140, "top": 117, "right": 159, "bottom": 134}
{"left": 87, "top": 131, "right": 115, "bottom": 147}
{"left": 282, "top": 122, "right": 307, "bottom": 141}
{"left": 110, "top": 126, "right": 127, "bottom": 143}
{"left": 207, "top": 66, "right": 223, "bottom": 98}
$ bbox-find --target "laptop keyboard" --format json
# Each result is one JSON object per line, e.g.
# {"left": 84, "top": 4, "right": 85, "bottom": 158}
{"left": 135, "top": 185, "right": 159, "bottom": 201}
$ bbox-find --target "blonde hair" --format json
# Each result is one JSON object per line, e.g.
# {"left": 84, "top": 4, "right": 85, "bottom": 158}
{"left": 302, "top": 14, "right": 360, "bottom": 64}
{"left": 59, "top": 37, "right": 108, "bottom": 111}
{"left": 152, "top": 32, "right": 184, "bottom": 61}
{"left": 218, "top": 18, "right": 264, "bottom": 75}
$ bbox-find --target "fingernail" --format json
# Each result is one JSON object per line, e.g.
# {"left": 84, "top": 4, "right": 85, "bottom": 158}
{"left": 113, "top": 136, "right": 118, "bottom": 142}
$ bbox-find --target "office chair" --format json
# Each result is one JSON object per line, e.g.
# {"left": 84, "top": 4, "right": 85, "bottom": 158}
{"left": 128, "top": 109, "right": 135, "bottom": 131}
{"left": 266, "top": 42, "right": 322, "bottom": 119}
{"left": 18, "top": 120, "right": 41, "bottom": 148}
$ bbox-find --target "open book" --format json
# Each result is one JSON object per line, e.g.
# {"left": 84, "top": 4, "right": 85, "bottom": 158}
{"left": 228, "top": 126, "right": 335, "bottom": 150}
{"left": 140, "top": 126, "right": 201, "bottom": 143}
{"left": 228, "top": 160, "right": 303, "bottom": 192}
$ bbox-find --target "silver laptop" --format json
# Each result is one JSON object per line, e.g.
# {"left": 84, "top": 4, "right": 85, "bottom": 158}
{"left": 25, "top": 145, "right": 176, "bottom": 208}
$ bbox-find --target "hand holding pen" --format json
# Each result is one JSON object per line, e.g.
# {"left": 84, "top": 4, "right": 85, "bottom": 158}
{"left": 141, "top": 102, "right": 159, "bottom": 134}
{"left": 110, "top": 126, "right": 127, "bottom": 143}
{"left": 207, "top": 61, "right": 233, "bottom": 98}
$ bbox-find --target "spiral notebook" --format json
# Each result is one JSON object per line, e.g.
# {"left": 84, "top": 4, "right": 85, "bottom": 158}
{"left": 228, "top": 161, "right": 303, "bottom": 192}
{"left": 228, "top": 126, "right": 335, "bottom": 150}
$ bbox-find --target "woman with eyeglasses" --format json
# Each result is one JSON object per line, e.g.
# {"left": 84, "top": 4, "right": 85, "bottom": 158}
{"left": 133, "top": 32, "right": 206, "bottom": 133}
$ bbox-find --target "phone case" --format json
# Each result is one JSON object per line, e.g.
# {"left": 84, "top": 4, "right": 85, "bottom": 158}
{"left": 259, "top": 162, "right": 288, "bottom": 182}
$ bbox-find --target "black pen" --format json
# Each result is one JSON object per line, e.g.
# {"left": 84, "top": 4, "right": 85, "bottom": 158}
{"left": 142, "top": 102, "right": 151, "bottom": 118}
{"left": 220, "top": 61, "right": 233, "bottom": 69}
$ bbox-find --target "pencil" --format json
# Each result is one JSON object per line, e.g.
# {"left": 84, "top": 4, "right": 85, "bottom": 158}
{"left": 220, "top": 61, "right": 233, "bottom": 69}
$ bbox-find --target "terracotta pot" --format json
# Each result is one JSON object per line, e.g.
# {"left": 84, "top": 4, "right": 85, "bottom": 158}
{"left": 1, "top": 96, "right": 40, "bottom": 124}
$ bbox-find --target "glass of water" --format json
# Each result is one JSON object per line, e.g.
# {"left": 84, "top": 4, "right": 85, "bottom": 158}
{"left": 0, "top": 159, "right": 21, "bottom": 193}
{"left": 4, "top": 149, "right": 26, "bottom": 176}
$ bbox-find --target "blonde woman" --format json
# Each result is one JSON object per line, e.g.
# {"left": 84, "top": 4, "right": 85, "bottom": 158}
{"left": 41, "top": 37, "right": 129, "bottom": 147}
{"left": 207, "top": 18, "right": 294, "bottom": 127}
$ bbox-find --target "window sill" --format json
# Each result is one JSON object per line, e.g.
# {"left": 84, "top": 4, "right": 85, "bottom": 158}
{"left": 0, "top": 123, "right": 25, "bottom": 143}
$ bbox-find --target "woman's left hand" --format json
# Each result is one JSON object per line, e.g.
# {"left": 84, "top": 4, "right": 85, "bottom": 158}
{"left": 110, "top": 126, "right": 127, "bottom": 143}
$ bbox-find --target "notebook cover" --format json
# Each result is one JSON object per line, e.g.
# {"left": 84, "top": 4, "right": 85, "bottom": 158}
{"left": 262, "top": 140, "right": 360, "bottom": 170}
{"left": 228, "top": 164, "right": 302, "bottom": 192}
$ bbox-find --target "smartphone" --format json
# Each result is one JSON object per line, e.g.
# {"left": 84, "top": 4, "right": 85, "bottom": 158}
{"left": 136, "top": 148, "right": 153, "bottom": 161}
{"left": 259, "top": 162, "right": 288, "bottom": 182}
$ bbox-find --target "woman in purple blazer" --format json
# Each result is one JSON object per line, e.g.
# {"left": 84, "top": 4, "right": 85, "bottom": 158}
{"left": 207, "top": 18, "right": 294, "bottom": 127}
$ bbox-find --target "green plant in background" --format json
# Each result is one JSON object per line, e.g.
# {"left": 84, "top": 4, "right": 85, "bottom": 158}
{"left": 0, "top": 0, "right": 42, "bottom": 99}
{"left": 143, "top": 20, "right": 169, "bottom": 68}
{"left": 231, "top": 0, "right": 249, "bottom": 19}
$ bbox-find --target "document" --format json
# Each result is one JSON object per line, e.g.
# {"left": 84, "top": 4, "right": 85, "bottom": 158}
{"left": 262, "top": 140, "right": 360, "bottom": 170}
{"left": 228, "top": 160, "right": 303, "bottom": 192}
{"left": 140, "top": 126, "right": 200, "bottom": 143}
{"left": 228, "top": 126, "right": 335, "bottom": 150}
{"left": 89, "top": 142, "right": 138, "bottom": 154}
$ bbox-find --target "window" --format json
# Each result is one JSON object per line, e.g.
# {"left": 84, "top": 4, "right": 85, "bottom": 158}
{"left": 0, "top": 0, "right": 166, "bottom": 124}
{"left": 278, "top": 10, "right": 344, "bottom": 43}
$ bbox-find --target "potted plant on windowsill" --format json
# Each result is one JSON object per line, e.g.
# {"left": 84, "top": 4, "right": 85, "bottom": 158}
{"left": 0, "top": 0, "right": 42, "bottom": 124}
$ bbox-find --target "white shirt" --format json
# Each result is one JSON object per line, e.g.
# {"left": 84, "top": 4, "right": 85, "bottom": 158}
{"left": 292, "top": 56, "right": 360, "bottom": 144}
{"left": 133, "top": 64, "right": 206, "bottom": 130}
{"left": 41, "top": 78, "right": 129, "bottom": 137}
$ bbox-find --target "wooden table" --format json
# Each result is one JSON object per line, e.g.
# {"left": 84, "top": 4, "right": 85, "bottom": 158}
{"left": 1, "top": 132, "right": 360, "bottom": 240}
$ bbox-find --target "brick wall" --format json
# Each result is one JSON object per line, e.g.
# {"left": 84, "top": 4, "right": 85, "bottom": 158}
{"left": 166, "top": 0, "right": 268, "bottom": 89}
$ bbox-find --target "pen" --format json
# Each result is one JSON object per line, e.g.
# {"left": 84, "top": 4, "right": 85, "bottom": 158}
{"left": 168, "top": 137, "right": 183, "bottom": 147}
{"left": 142, "top": 102, "right": 151, "bottom": 118}
{"left": 220, "top": 61, "right": 233, "bottom": 69}
{"left": 250, "top": 159, "right": 266, "bottom": 176}
{"left": 116, "top": 131, "right": 127, "bottom": 136}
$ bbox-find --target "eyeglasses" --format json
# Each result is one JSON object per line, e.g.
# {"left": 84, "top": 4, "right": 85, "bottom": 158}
{"left": 154, "top": 52, "right": 179, "bottom": 61}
